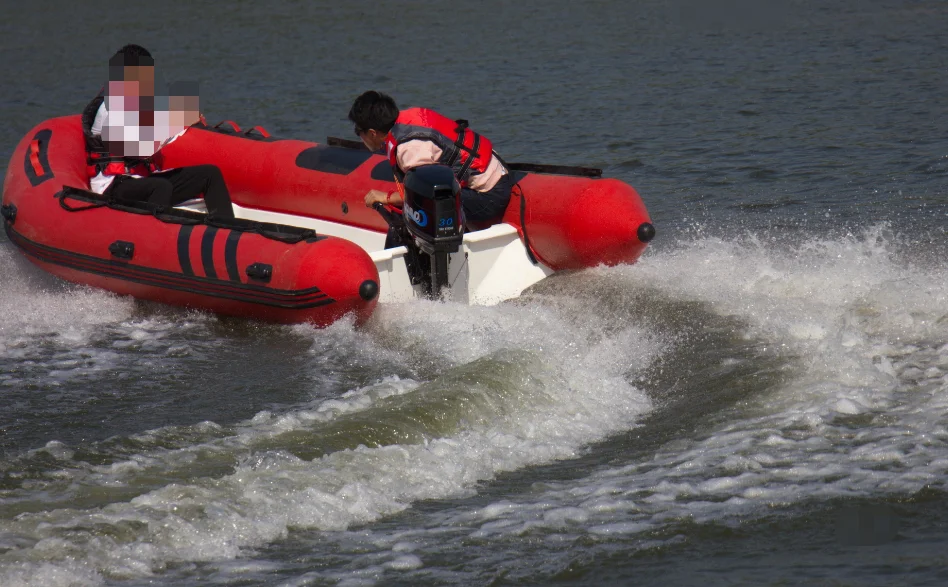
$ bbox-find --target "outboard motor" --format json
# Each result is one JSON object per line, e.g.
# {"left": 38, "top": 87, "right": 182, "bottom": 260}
{"left": 401, "top": 165, "right": 463, "bottom": 297}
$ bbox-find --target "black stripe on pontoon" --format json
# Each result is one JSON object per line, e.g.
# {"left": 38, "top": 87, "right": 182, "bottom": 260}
{"left": 225, "top": 230, "right": 242, "bottom": 282}
{"left": 177, "top": 225, "right": 194, "bottom": 276}
{"left": 201, "top": 227, "right": 218, "bottom": 279}
{"left": 6, "top": 225, "right": 336, "bottom": 310}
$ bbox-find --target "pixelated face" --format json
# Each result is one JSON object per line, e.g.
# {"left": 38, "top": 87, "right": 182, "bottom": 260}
{"left": 105, "top": 63, "right": 157, "bottom": 116}
{"left": 125, "top": 65, "right": 155, "bottom": 95}
{"left": 108, "top": 65, "right": 155, "bottom": 96}
{"left": 103, "top": 80, "right": 200, "bottom": 159}
{"left": 166, "top": 93, "right": 201, "bottom": 131}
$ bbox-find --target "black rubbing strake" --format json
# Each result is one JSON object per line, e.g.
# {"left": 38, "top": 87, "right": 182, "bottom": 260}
{"left": 6, "top": 224, "right": 335, "bottom": 309}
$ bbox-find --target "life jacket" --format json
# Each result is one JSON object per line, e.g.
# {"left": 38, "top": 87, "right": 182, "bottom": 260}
{"left": 385, "top": 108, "right": 496, "bottom": 188}
{"left": 81, "top": 90, "right": 156, "bottom": 179}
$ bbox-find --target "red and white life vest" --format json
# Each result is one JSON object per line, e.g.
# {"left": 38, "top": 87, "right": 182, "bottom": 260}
{"left": 385, "top": 107, "right": 495, "bottom": 188}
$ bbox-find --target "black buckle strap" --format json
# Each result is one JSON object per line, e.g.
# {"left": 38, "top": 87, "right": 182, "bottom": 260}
{"left": 455, "top": 131, "right": 481, "bottom": 180}
{"left": 445, "top": 131, "right": 464, "bottom": 169}
{"left": 445, "top": 119, "right": 474, "bottom": 168}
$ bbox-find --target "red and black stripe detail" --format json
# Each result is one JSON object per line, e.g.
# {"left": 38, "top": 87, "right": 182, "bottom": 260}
{"left": 177, "top": 225, "right": 195, "bottom": 276}
{"left": 176, "top": 225, "right": 246, "bottom": 284}
{"left": 6, "top": 224, "right": 335, "bottom": 310}
{"left": 224, "top": 230, "right": 242, "bottom": 282}
{"left": 24, "top": 129, "right": 55, "bottom": 187}
{"left": 201, "top": 226, "right": 219, "bottom": 279}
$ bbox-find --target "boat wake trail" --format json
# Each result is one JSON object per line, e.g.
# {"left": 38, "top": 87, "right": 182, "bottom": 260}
{"left": 2, "top": 223, "right": 947, "bottom": 585}
{"left": 340, "top": 223, "right": 948, "bottom": 584}
{"left": 0, "top": 274, "right": 662, "bottom": 585}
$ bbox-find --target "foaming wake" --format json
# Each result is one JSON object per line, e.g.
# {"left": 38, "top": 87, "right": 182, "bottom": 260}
{"left": 7, "top": 223, "right": 942, "bottom": 584}
{"left": 404, "top": 224, "right": 948, "bottom": 559}
{"left": 0, "top": 280, "right": 662, "bottom": 585}
{"left": 0, "top": 246, "right": 137, "bottom": 349}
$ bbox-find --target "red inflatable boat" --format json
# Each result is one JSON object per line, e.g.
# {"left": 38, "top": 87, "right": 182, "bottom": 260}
{"left": 2, "top": 115, "right": 654, "bottom": 326}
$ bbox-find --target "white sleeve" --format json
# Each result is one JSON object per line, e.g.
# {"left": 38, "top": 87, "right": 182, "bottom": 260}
{"left": 396, "top": 139, "right": 443, "bottom": 171}
{"left": 90, "top": 102, "right": 107, "bottom": 137}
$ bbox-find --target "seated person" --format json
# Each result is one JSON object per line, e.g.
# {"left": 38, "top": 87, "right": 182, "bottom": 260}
{"left": 348, "top": 90, "right": 514, "bottom": 229}
{"left": 156, "top": 81, "right": 204, "bottom": 139}
{"left": 81, "top": 44, "right": 234, "bottom": 219}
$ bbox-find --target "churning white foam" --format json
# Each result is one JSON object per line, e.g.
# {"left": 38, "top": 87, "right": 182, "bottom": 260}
{"left": 0, "top": 245, "right": 230, "bottom": 397}
{"left": 0, "top": 280, "right": 661, "bottom": 585}
{"left": 0, "top": 247, "right": 135, "bottom": 346}
{"left": 8, "top": 224, "right": 943, "bottom": 583}
{"left": 419, "top": 225, "right": 948, "bottom": 548}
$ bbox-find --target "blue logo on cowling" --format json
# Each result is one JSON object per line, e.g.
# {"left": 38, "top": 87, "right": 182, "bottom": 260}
{"left": 404, "top": 203, "right": 428, "bottom": 227}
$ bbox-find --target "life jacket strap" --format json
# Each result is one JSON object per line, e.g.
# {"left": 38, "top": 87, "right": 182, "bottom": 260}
{"left": 446, "top": 119, "right": 482, "bottom": 180}
{"left": 455, "top": 132, "right": 481, "bottom": 181}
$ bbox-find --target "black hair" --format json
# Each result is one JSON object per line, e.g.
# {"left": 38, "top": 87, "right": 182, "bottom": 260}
{"left": 348, "top": 91, "right": 399, "bottom": 134}
{"left": 108, "top": 44, "right": 154, "bottom": 68}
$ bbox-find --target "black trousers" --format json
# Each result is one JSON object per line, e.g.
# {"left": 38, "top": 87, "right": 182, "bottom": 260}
{"left": 105, "top": 164, "right": 235, "bottom": 219}
{"left": 459, "top": 172, "right": 515, "bottom": 226}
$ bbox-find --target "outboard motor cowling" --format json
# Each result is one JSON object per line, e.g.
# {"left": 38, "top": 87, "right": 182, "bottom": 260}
{"left": 402, "top": 165, "right": 463, "bottom": 296}
{"left": 403, "top": 165, "right": 462, "bottom": 250}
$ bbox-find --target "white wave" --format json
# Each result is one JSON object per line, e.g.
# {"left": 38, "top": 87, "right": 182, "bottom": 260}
{"left": 414, "top": 225, "right": 948, "bottom": 549}
{"left": 0, "top": 288, "right": 661, "bottom": 585}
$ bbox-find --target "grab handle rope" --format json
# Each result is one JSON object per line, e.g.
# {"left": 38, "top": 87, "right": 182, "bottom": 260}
{"left": 55, "top": 186, "right": 319, "bottom": 245}
{"left": 58, "top": 188, "right": 109, "bottom": 212}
